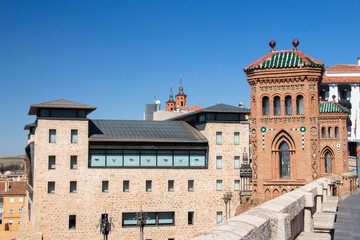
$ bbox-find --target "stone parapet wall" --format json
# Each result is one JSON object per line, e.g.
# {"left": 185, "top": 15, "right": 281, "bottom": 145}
{"left": 189, "top": 177, "right": 342, "bottom": 240}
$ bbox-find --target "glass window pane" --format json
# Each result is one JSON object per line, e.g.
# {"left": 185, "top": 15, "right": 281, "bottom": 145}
{"left": 335, "top": 127, "right": 339, "bottom": 138}
{"left": 217, "top": 212, "right": 222, "bottom": 224}
{"left": 263, "top": 97, "right": 269, "bottom": 115}
{"left": 322, "top": 127, "right": 326, "bottom": 138}
{"left": 49, "top": 129, "right": 56, "bottom": 143}
{"left": 216, "top": 156, "right": 222, "bottom": 169}
{"left": 147, "top": 213, "right": 156, "bottom": 225}
{"left": 48, "top": 156, "right": 56, "bottom": 169}
{"left": 216, "top": 132, "right": 222, "bottom": 145}
{"left": 70, "top": 156, "right": 77, "bottom": 169}
{"left": 77, "top": 110, "right": 86, "bottom": 118}
{"left": 123, "top": 181, "right": 129, "bottom": 192}
{"left": 234, "top": 180, "right": 240, "bottom": 191}
{"left": 157, "top": 151, "right": 173, "bottom": 166}
{"left": 325, "top": 152, "right": 332, "bottom": 173}
{"left": 328, "top": 127, "right": 333, "bottom": 138}
{"left": 122, "top": 213, "right": 137, "bottom": 226}
{"left": 216, "top": 180, "right": 222, "bottom": 191}
{"left": 234, "top": 156, "right": 240, "bottom": 169}
{"left": 279, "top": 142, "right": 290, "bottom": 178}
{"left": 296, "top": 96, "right": 304, "bottom": 114}
{"left": 274, "top": 97, "right": 281, "bottom": 115}
{"left": 40, "top": 109, "right": 50, "bottom": 117}
{"left": 216, "top": 113, "right": 238, "bottom": 121}
{"left": 146, "top": 180, "right": 152, "bottom": 192}
{"left": 174, "top": 151, "right": 189, "bottom": 166}
{"left": 158, "top": 212, "right": 174, "bottom": 224}
{"left": 141, "top": 150, "right": 156, "bottom": 167}
{"left": 234, "top": 132, "right": 240, "bottom": 145}
{"left": 190, "top": 151, "right": 206, "bottom": 166}
{"left": 106, "top": 151, "right": 123, "bottom": 166}
{"left": 206, "top": 113, "right": 215, "bottom": 120}
{"left": 285, "top": 96, "right": 292, "bottom": 115}
{"left": 168, "top": 180, "right": 174, "bottom": 191}
{"left": 188, "top": 180, "right": 194, "bottom": 191}
{"left": 198, "top": 114, "right": 205, "bottom": 122}
{"left": 124, "top": 150, "right": 140, "bottom": 166}
{"left": 102, "top": 181, "right": 109, "bottom": 192}
{"left": 71, "top": 130, "right": 78, "bottom": 143}
{"left": 89, "top": 150, "right": 106, "bottom": 167}
{"left": 52, "top": 109, "right": 77, "bottom": 117}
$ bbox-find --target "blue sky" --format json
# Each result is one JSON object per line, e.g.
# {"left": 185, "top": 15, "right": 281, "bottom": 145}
{"left": 1, "top": 0, "right": 360, "bottom": 155}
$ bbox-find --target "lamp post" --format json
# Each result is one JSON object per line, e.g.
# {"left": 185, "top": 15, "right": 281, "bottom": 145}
{"left": 134, "top": 207, "right": 149, "bottom": 240}
{"left": 99, "top": 213, "right": 112, "bottom": 240}
{"left": 223, "top": 191, "right": 233, "bottom": 219}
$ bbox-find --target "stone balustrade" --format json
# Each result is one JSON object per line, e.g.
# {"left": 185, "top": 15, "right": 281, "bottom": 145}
{"left": 189, "top": 177, "right": 341, "bottom": 240}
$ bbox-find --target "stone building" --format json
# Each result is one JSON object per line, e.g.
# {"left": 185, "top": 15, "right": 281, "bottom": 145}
{"left": 18, "top": 99, "right": 250, "bottom": 240}
{"left": 245, "top": 41, "right": 354, "bottom": 205}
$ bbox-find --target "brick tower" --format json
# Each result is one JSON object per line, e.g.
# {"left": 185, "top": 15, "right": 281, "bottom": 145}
{"left": 166, "top": 87, "right": 175, "bottom": 111}
{"left": 175, "top": 75, "right": 187, "bottom": 109}
{"left": 244, "top": 40, "right": 325, "bottom": 204}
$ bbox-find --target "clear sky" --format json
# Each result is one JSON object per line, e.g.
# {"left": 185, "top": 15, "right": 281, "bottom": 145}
{"left": 1, "top": 0, "right": 360, "bottom": 155}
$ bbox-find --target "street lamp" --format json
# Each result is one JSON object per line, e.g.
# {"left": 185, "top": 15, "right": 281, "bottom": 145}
{"left": 134, "top": 207, "right": 149, "bottom": 240}
{"left": 98, "top": 213, "right": 113, "bottom": 240}
{"left": 223, "top": 191, "right": 233, "bottom": 220}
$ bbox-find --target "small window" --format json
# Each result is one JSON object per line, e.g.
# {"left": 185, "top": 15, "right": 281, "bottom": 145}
{"left": 188, "top": 212, "right": 194, "bottom": 225}
{"left": 10, "top": 198, "right": 14, "bottom": 203}
{"left": 274, "top": 96, "right": 281, "bottom": 115}
{"left": 19, "top": 197, "right": 23, "bottom": 203}
{"left": 70, "top": 156, "right": 77, "bottom": 169}
{"left": 216, "top": 212, "right": 223, "bottom": 224}
{"left": 296, "top": 95, "right": 304, "bottom": 115}
{"left": 102, "top": 181, "right": 109, "bottom": 193}
{"left": 335, "top": 127, "right": 339, "bottom": 138}
{"left": 216, "top": 180, "right": 222, "bottom": 191}
{"left": 285, "top": 96, "right": 292, "bottom": 115}
{"left": 48, "top": 182, "right": 55, "bottom": 193}
{"left": 8, "top": 219, "right": 13, "bottom": 225}
{"left": 216, "top": 156, "right": 222, "bottom": 169}
{"left": 70, "top": 181, "right": 77, "bottom": 193}
{"left": 9, "top": 208, "right": 13, "bottom": 214}
{"left": 216, "top": 132, "right": 222, "bottom": 145}
{"left": 234, "top": 180, "right": 240, "bottom": 191}
{"left": 188, "top": 180, "right": 194, "bottom": 191}
{"left": 18, "top": 208, "right": 23, "bottom": 214}
{"left": 48, "top": 156, "right": 56, "bottom": 170}
{"left": 234, "top": 132, "right": 240, "bottom": 145}
{"left": 123, "top": 180, "right": 129, "bottom": 192}
{"left": 234, "top": 156, "right": 240, "bottom": 169}
{"left": 49, "top": 129, "right": 56, "bottom": 143}
{"left": 262, "top": 96, "right": 269, "bottom": 115}
{"left": 71, "top": 130, "right": 78, "bottom": 143}
{"left": 328, "top": 127, "right": 333, "bottom": 138}
{"left": 168, "top": 180, "right": 174, "bottom": 192}
{"left": 18, "top": 220, "right": 20, "bottom": 225}
{"left": 146, "top": 180, "right": 152, "bottom": 192}
{"left": 322, "top": 127, "right": 326, "bottom": 138}
{"left": 69, "top": 215, "right": 76, "bottom": 229}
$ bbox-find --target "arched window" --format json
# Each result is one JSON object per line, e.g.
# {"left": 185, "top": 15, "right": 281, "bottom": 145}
{"left": 322, "top": 127, "right": 326, "bottom": 138}
{"left": 296, "top": 95, "right": 304, "bottom": 115}
{"left": 274, "top": 96, "right": 280, "bottom": 115}
{"left": 262, "top": 97, "right": 269, "bottom": 115}
{"left": 285, "top": 96, "right": 292, "bottom": 115}
{"left": 335, "top": 127, "right": 339, "bottom": 138}
{"left": 328, "top": 127, "right": 333, "bottom": 138}
{"left": 325, "top": 152, "right": 332, "bottom": 173}
{"left": 279, "top": 141, "right": 290, "bottom": 178}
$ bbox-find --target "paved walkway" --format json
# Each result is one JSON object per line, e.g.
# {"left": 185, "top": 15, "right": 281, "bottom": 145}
{"left": 334, "top": 190, "right": 360, "bottom": 239}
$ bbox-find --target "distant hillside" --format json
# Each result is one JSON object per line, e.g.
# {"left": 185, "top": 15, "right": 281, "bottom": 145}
{"left": 0, "top": 156, "right": 25, "bottom": 167}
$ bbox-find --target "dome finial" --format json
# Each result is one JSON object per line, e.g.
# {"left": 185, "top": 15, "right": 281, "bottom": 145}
{"left": 292, "top": 39, "right": 299, "bottom": 50}
{"left": 269, "top": 40, "right": 276, "bottom": 51}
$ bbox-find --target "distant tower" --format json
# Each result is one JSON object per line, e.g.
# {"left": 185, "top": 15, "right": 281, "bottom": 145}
{"left": 175, "top": 74, "right": 187, "bottom": 108}
{"left": 166, "top": 87, "right": 175, "bottom": 111}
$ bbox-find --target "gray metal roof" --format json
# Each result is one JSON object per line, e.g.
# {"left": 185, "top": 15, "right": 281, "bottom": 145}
{"left": 169, "top": 103, "right": 250, "bottom": 120}
{"left": 28, "top": 99, "right": 96, "bottom": 115}
{"left": 89, "top": 119, "right": 208, "bottom": 143}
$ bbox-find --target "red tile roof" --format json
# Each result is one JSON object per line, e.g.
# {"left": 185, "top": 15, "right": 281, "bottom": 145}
{"left": 187, "top": 106, "right": 202, "bottom": 111}
{"left": 327, "top": 64, "right": 360, "bottom": 71}
{"left": 0, "top": 181, "right": 26, "bottom": 195}
{"left": 322, "top": 76, "right": 360, "bottom": 83}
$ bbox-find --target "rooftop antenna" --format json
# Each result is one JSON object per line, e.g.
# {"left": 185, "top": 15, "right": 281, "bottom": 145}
{"left": 153, "top": 92, "right": 157, "bottom": 103}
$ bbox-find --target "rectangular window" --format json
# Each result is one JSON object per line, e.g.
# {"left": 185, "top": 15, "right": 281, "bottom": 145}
{"left": 216, "top": 132, "right": 222, "bottom": 145}
{"left": 70, "top": 181, "right": 77, "bottom": 193}
{"left": 146, "top": 180, "right": 152, "bottom": 192}
{"left": 70, "top": 156, "right": 77, "bottom": 169}
{"left": 188, "top": 212, "right": 194, "bottom": 225}
{"left": 140, "top": 150, "right": 157, "bottom": 167}
{"left": 89, "top": 150, "right": 106, "bottom": 167}
{"left": 10, "top": 198, "right": 14, "bottom": 203}
{"left": 174, "top": 151, "right": 189, "bottom": 166}
{"left": 122, "top": 212, "right": 174, "bottom": 227}
{"left": 102, "top": 181, "right": 109, "bottom": 193}
{"left": 124, "top": 150, "right": 140, "bottom": 166}
{"left": 216, "top": 180, "right": 222, "bottom": 191}
{"left": 189, "top": 150, "right": 206, "bottom": 167}
{"left": 157, "top": 150, "right": 173, "bottom": 166}
{"left": 188, "top": 180, "right": 194, "bottom": 191}
{"left": 18, "top": 220, "right": 20, "bottom": 225}
{"left": 71, "top": 130, "right": 78, "bottom": 143}
{"left": 234, "top": 156, "right": 240, "bottom": 169}
{"left": 19, "top": 197, "right": 23, "bottom": 203}
{"left": 234, "top": 180, "right": 240, "bottom": 191}
{"left": 234, "top": 132, "right": 240, "bottom": 145}
{"left": 168, "top": 180, "right": 174, "bottom": 192}
{"left": 48, "top": 182, "right": 55, "bottom": 193}
{"left": 49, "top": 129, "right": 56, "bottom": 143}
{"left": 123, "top": 180, "right": 129, "bottom": 192}
{"left": 69, "top": 215, "right": 76, "bottom": 229}
{"left": 106, "top": 150, "right": 123, "bottom": 166}
{"left": 48, "top": 156, "right": 56, "bottom": 170}
{"left": 18, "top": 208, "right": 23, "bottom": 214}
{"left": 9, "top": 208, "right": 13, "bottom": 214}
{"left": 9, "top": 219, "right": 13, "bottom": 225}
{"left": 216, "top": 212, "right": 223, "bottom": 224}
{"left": 158, "top": 212, "right": 174, "bottom": 225}
{"left": 216, "top": 156, "right": 222, "bottom": 169}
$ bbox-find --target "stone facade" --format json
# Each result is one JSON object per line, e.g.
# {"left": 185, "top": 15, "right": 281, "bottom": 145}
{"left": 18, "top": 101, "right": 249, "bottom": 240}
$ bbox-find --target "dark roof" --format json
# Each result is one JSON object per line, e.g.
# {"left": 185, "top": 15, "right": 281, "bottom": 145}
{"left": 28, "top": 99, "right": 96, "bottom": 115}
{"left": 24, "top": 123, "right": 35, "bottom": 130}
{"left": 244, "top": 49, "right": 324, "bottom": 72}
{"left": 89, "top": 120, "right": 207, "bottom": 143}
{"left": 169, "top": 103, "right": 250, "bottom": 121}
{"left": 0, "top": 181, "right": 26, "bottom": 196}
{"left": 319, "top": 101, "right": 349, "bottom": 113}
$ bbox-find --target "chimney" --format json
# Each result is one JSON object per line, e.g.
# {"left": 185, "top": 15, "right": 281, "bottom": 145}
{"left": 358, "top": 57, "right": 360, "bottom": 66}
{"left": 5, "top": 180, "right": 9, "bottom": 192}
